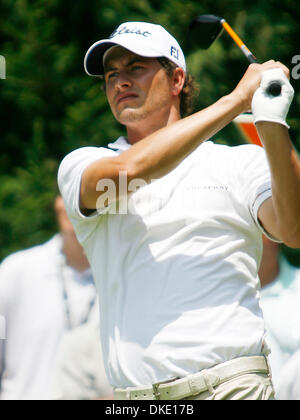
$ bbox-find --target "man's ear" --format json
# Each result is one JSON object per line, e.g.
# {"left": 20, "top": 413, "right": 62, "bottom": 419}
{"left": 171, "top": 67, "right": 185, "bottom": 97}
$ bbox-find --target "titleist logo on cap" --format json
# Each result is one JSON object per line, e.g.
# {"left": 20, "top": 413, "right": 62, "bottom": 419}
{"left": 110, "top": 26, "right": 151, "bottom": 38}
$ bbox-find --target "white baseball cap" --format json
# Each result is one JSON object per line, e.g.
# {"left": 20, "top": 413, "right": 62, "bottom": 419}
{"left": 84, "top": 21, "right": 186, "bottom": 76}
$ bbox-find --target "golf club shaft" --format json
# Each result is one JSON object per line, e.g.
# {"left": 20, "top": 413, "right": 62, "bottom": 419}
{"left": 220, "top": 19, "right": 282, "bottom": 96}
{"left": 221, "top": 20, "right": 258, "bottom": 64}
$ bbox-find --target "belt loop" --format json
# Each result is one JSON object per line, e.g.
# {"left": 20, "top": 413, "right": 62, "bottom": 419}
{"left": 152, "top": 376, "right": 178, "bottom": 400}
{"left": 152, "top": 383, "right": 161, "bottom": 400}
{"left": 264, "top": 354, "right": 273, "bottom": 379}
{"left": 202, "top": 370, "right": 218, "bottom": 396}
{"left": 262, "top": 339, "right": 271, "bottom": 357}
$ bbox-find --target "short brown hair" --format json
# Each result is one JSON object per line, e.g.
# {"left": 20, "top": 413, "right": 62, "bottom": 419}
{"left": 157, "top": 57, "right": 198, "bottom": 117}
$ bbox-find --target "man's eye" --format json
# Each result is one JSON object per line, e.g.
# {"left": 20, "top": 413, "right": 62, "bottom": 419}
{"left": 132, "top": 65, "right": 143, "bottom": 71}
{"left": 107, "top": 72, "right": 118, "bottom": 80}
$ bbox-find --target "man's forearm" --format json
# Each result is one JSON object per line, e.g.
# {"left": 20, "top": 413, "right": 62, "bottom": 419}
{"left": 119, "top": 92, "right": 244, "bottom": 183}
{"left": 257, "top": 122, "right": 300, "bottom": 247}
{"left": 81, "top": 92, "right": 245, "bottom": 210}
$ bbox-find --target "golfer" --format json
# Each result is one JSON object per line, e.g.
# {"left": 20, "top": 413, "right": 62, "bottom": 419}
{"left": 58, "top": 22, "right": 300, "bottom": 400}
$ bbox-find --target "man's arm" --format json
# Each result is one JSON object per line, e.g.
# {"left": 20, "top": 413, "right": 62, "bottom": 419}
{"left": 80, "top": 61, "right": 288, "bottom": 210}
{"left": 80, "top": 92, "right": 245, "bottom": 209}
{"left": 257, "top": 123, "right": 300, "bottom": 248}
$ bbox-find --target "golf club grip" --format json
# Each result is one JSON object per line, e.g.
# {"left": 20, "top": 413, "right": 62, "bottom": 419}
{"left": 247, "top": 55, "right": 282, "bottom": 97}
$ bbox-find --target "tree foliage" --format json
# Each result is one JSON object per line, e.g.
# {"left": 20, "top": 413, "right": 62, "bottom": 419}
{"left": 0, "top": 0, "right": 299, "bottom": 263}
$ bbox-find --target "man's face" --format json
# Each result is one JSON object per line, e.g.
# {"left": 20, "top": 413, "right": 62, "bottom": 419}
{"left": 103, "top": 47, "right": 174, "bottom": 126}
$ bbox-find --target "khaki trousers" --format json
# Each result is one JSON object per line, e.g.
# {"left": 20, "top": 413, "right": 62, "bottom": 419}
{"left": 185, "top": 373, "right": 275, "bottom": 400}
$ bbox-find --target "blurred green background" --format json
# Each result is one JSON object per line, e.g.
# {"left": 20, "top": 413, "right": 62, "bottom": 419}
{"left": 0, "top": 0, "right": 299, "bottom": 264}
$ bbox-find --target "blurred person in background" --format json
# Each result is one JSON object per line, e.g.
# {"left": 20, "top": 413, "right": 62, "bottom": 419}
{"left": 259, "top": 235, "right": 300, "bottom": 397}
{"left": 51, "top": 320, "right": 113, "bottom": 400}
{"left": 0, "top": 196, "right": 101, "bottom": 400}
{"left": 275, "top": 349, "right": 300, "bottom": 400}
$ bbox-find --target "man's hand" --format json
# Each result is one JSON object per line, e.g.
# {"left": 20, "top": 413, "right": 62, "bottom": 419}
{"left": 233, "top": 60, "right": 291, "bottom": 113}
{"left": 252, "top": 68, "right": 294, "bottom": 128}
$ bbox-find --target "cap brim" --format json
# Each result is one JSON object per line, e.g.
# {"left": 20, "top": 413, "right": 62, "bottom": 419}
{"left": 84, "top": 39, "right": 164, "bottom": 77}
{"left": 84, "top": 40, "right": 118, "bottom": 77}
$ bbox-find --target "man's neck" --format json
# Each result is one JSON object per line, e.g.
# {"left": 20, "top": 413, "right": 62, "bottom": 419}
{"left": 126, "top": 106, "right": 181, "bottom": 144}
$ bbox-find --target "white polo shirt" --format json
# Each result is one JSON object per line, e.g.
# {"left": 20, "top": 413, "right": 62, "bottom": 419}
{"left": 58, "top": 137, "right": 275, "bottom": 388}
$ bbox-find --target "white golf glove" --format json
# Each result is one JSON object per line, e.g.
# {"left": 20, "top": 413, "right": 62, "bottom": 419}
{"left": 251, "top": 68, "right": 294, "bottom": 128}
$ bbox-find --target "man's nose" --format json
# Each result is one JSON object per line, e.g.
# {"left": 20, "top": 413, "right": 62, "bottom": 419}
{"left": 116, "top": 72, "right": 132, "bottom": 90}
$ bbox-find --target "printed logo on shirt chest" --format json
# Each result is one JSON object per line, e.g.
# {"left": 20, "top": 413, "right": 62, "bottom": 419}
{"left": 185, "top": 185, "right": 229, "bottom": 192}
{"left": 179, "top": 183, "right": 232, "bottom": 213}
{"left": 128, "top": 183, "right": 231, "bottom": 217}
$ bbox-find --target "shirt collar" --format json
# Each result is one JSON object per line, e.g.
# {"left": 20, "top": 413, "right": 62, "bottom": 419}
{"left": 107, "top": 136, "right": 131, "bottom": 152}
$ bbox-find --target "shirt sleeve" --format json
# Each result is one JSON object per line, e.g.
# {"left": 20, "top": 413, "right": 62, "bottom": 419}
{"left": 58, "top": 147, "right": 118, "bottom": 218}
{"left": 235, "top": 144, "right": 281, "bottom": 242}
{"left": 57, "top": 146, "right": 118, "bottom": 244}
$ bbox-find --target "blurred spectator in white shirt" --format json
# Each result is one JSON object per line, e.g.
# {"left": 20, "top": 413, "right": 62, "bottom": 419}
{"left": 51, "top": 321, "right": 113, "bottom": 400}
{"left": 259, "top": 236, "right": 300, "bottom": 398}
{"left": 0, "top": 197, "right": 102, "bottom": 400}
